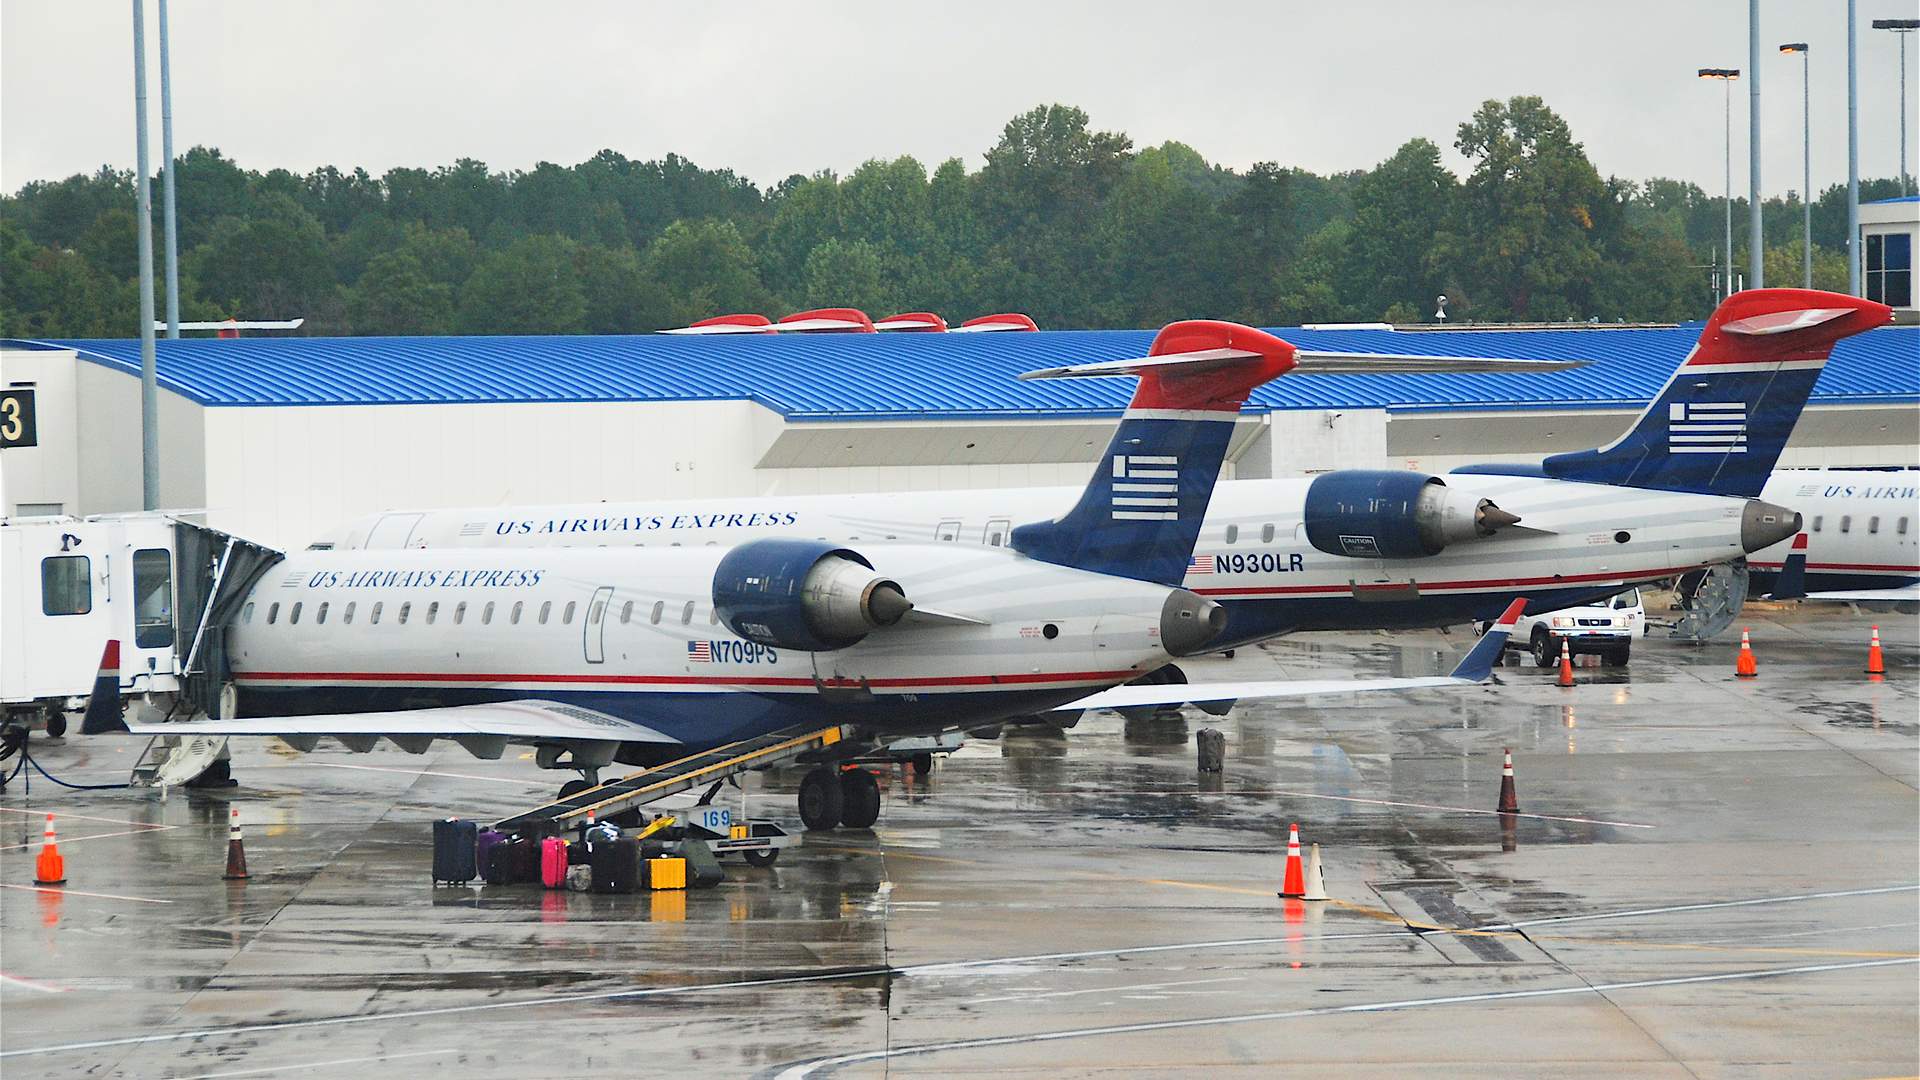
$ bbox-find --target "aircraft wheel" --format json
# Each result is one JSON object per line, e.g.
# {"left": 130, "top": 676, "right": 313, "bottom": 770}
{"left": 910, "top": 752, "right": 934, "bottom": 777}
{"left": 557, "top": 778, "right": 593, "bottom": 800}
{"left": 839, "top": 769, "right": 882, "bottom": 829}
{"left": 798, "top": 766, "right": 844, "bottom": 830}
{"left": 43, "top": 710, "right": 67, "bottom": 739}
{"left": 743, "top": 848, "right": 780, "bottom": 867}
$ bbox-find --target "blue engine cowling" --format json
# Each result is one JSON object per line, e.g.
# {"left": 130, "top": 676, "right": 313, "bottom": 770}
{"left": 1303, "top": 470, "right": 1515, "bottom": 559}
{"left": 712, "top": 538, "right": 912, "bottom": 652}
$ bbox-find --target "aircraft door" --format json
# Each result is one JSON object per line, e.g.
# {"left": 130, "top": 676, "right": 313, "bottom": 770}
{"left": 983, "top": 518, "right": 1011, "bottom": 547}
{"left": 584, "top": 586, "right": 613, "bottom": 664}
{"left": 364, "top": 513, "right": 425, "bottom": 549}
{"left": 935, "top": 520, "right": 962, "bottom": 542}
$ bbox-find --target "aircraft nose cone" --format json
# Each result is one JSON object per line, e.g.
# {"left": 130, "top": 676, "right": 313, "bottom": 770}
{"left": 1161, "top": 591, "right": 1225, "bottom": 657}
{"left": 1740, "top": 499, "right": 1802, "bottom": 553}
{"left": 1478, "top": 504, "right": 1523, "bottom": 532}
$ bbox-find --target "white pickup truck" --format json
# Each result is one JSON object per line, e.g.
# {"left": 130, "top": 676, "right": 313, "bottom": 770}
{"left": 1481, "top": 588, "right": 1645, "bottom": 668}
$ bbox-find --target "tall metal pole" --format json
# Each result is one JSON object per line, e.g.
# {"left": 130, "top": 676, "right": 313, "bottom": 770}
{"left": 1725, "top": 78, "right": 1735, "bottom": 298}
{"left": 1847, "top": 0, "right": 1860, "bottom": 295}
{"left": 1801, "top": 50, "right": 1811, "bottom": 288}
{"left": 158, "top": 0, "right": 179, "bottom": 338}
{"left": 133, "top": 0, "right": 160, "bottom": 510}
{"left": 1902, "top": 33, "right": 1912, "bottom": 195}
{"left": 1748, "top": 0, "right": 1764, "bottom": 289}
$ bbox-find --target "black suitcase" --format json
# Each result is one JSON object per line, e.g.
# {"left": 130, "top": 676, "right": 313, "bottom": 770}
{"left": 510, "top": 838, "right": 542, "bottom": 884}
{"left": 433, "top": 818, "right": 478, "bottom": 884}
{"left": 484, "top": 839, "right": 516, "bottom": 886}
{"left": 590, "top": 837, "right": 642, "bottom": 894}
{"left": 680, "top": 838, "right": 726, "bottom": 889}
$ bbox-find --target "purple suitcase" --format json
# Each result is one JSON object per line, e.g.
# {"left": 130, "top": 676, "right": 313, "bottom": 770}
{"left": 475, "top": 828, "right": 507, "bottom": 877}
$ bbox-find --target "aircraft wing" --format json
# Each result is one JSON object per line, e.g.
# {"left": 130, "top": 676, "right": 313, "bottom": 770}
{"left": 92, "top": 692, "right": 679, "bottom": 746}
{"left": 1799, "top": 584, "right": 1920, "bottom": 603}
{"left": 1056, "top": 599, "right": 1524, "bottom": 712}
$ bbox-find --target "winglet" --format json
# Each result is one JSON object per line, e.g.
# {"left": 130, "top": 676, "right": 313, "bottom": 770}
{"left": 79, "top": 640, "right": 128, "bottom": 734}
{"left": 1452, "top": 600, "right": 1527, "bottom": 681}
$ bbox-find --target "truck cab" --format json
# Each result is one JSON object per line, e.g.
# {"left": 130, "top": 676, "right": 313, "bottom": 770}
{"left": 1505, "top": 587, "right": 1644, "bottom": 668}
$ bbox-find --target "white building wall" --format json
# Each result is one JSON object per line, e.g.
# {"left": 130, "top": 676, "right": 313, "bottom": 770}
{"left": 0, "top": 348, "right": 81, "bottom": 515}
{"left": 1236, "top": 410, "right": 1389, "bottom": 478}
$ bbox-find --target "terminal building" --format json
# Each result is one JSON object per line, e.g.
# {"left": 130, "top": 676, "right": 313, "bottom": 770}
{"left": 4, "top": 316, "right": 1917, "bottom": 552}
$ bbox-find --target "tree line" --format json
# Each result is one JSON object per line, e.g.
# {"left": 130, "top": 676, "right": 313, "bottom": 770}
{"left": 1, "top": 99, "right": 1905, "bottom": 338}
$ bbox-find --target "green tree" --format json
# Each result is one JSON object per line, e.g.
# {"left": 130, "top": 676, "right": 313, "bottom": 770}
{"left": 801, "top": 238, "right": 893, "bottom": 313}
{"left": 455, "top": 234, "right": 586, "bottom": 334}
{"left": 645, "top": 218, "right": 771, "bottom": 324}
{"left": 1343, "top": 139, "right": 1459, "bottom": 321}
{"left": 189, "top": 192, "right": 334, "bottom": 320}
{"left": 578, "top": 244, "right": 674, "bottom": 334}
{"left": 348, "top": 250, "right": 453, "bottom": 335}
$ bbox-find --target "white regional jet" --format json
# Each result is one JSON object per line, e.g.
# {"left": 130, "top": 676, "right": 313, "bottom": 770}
{"left": 329, "top": 289, "right": 1888, "bottom": 659}
{"left": 83, "top": 323, "right": 1529, "bottom": 830}
{"left": 1746, "top": 468, "right": 1920, "bottom": 608}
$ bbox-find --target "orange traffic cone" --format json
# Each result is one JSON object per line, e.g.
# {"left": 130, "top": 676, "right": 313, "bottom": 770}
{"left": 1735, "top": 627, "right": 1758, "bottom": 678}
{"left": 1557, "top": 639, "right": 1575, "bottom": 687}
{"left": 1278, "top": 822, "right": 1306, "bottom": 898}
{"left": 222, "top": 807, "right": 249, "bottom": 881}
{"left": 1497, "top": 748, "right": 1519, "bottom": 814}
{"left": 1866, "top": 625, "right": 1886, "bottom": 676}
{"left": 33, "top": 814, "right": 66, "bottom": 886}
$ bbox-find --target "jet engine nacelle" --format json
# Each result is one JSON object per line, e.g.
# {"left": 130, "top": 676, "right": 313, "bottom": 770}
{"left": 1303, "top": 470, "right": 1519, "bottom": 559}
{"left": 712, "top": 538, "right": 912, "bottom": 652}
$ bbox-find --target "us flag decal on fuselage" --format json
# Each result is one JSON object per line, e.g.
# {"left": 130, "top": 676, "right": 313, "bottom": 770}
{"left": 1112, "top": 454, "right": 1180, "bottom": 520}
{"left": 1668, "top": 401, "right": 1747, "bottom": 454}
{"left": 686, "top": 641, "right": 713, "bottom": 662}
{"left": 1187, "top": 554, "right": 1216, "bottom": 574}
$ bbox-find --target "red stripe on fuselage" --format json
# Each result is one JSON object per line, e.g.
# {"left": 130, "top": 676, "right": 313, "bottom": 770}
{"left": 1191, "top": 564, "right": 1700, "bottom": 598}
{"left": 231, "top": 669, "right": 1142, "bottom": 690}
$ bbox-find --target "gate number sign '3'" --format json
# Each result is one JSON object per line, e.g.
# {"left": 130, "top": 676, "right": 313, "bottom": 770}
{"left": 1111, "top": 454, "right": 1179, "bottom": 520}
{"left": 0, "top": 388, "right": 36, "bottom": 449}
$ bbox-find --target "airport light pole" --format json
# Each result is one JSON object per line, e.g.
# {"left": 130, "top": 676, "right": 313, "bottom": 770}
{"left": 1700, "top": 68, "right": 1741, "bottom": 297}
{"left": 1848, "top": 1, "right": 1861, "bottom": 294}
{"left": 158, "top": 0, "right": 179, "bottom": 339}
{"left": 1781, "top": 42, "right": 1812, "bottom": 288}
{"left": 1748, "top": 0, "right": 1764, "bottom": 288}
{"left": 131, "top": 0, "right": 160, "bottom": 510}
{"left": 1874, "top": 19, "right": 1919, "bottom": 195}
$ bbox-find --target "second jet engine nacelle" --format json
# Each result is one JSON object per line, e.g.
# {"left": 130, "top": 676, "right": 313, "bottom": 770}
{"left": 1303, "top": 470, "right": 1519, "bottom": 559}
{"left": 712, "top": 538, "right": 912, "bottom": 652}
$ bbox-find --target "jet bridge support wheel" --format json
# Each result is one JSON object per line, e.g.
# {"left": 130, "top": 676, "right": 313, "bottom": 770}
{"left": 798, "top": 766, "right": 844, "bottom": 831}
{"left": 839, "top": 768, "right": 882, "bottom": 829}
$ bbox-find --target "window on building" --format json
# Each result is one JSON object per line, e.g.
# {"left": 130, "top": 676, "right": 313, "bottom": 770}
{"left": 316, "top": 602, "right": 329, "bottom": 625}
{"left": 538, "top": 601, "right": 551, "bottom": 625}
{"left": 370, "top": 602, "right": 383, "bottom": 625}
{"left": 1865, "top": 232, "right": 1914, "bottom": 308}
{"left": 40, "top": 556, "right": 91, "bottom": 616}
{"left": 562, "top": 601, "right": 576, "bottom": 625}
{"left": 132, "top": 548, "right": 173, "bottom": 648}
{"left": 289, "top": 602, "right": 303, "bottom": 625}
{"left": 651, "top": 601, "right": 664, "bottom": 625}
{"left": 343, "top": 602, "right": 355, "bottom": 625}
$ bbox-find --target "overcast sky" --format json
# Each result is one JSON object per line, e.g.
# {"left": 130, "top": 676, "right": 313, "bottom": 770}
{"left": 4, "top": 1, "right": 1915, "bottom": 198}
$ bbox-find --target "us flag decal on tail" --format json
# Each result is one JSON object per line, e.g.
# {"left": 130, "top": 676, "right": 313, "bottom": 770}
{"left": 1111, "top": 454, "right": 1180, "bottom": 520}
{"left": 1668, "top": 401, "right": 1747, "bottom": 454}
{"left": 686, "top": 641, "right": 712, "bottom": 663}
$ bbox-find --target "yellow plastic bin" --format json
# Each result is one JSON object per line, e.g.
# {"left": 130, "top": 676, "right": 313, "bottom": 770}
{"left": 650, "top": 856, "right": 687, "bottom": 890}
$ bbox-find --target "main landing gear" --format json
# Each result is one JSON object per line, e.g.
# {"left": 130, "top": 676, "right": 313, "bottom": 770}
{"left": 798, "top": 765, "right": 881, "bottom": 831}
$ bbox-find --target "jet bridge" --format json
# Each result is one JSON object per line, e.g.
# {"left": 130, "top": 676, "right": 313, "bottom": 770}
{"left": 495, "top": 723, "right": 849, "bottom": 834}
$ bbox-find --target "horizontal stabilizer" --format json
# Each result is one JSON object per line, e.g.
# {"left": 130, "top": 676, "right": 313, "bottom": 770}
{"left": 1290, "top": 351, "right": 1582, "bottom": 373}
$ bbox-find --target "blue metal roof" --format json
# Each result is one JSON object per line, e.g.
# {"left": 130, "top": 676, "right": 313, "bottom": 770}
{"left": 8, "top": 323, "right": 1916, "bottom": 420}
{"left": 1864, "top": 194, "right": 1920, "bottom": 204}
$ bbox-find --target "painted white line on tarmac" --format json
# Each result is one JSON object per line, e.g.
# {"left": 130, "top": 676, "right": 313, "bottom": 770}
{"left": 1021, "top": 787, "right": 1655, "bottom": 828}
{"left": 0, "top": 826, "right": 180, "bottom": 853}
{"left": 0, "top": 883, "right": 172, "bottom": 904}
{"left": 0, "top": 972, "right": 72, "bottom": 994}
{"left": 773, "top": 957, "right": 1920, "bottom": 1078}
{"left": 1487, "top": 884, "right": 1920, "bottom": 932}
{"left": 8, "top": 885, "right": 1915, "bottom": 1059}
{"left": 0, "top": 806, "right": 170, "bottom": 829}
{"left": 180, "top": 1047, "right": 458, "bottom": 1078}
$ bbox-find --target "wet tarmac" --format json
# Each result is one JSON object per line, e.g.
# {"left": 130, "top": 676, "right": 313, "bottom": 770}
{"left": 3, "top": 606, "right": 1915, "bottom": 1078}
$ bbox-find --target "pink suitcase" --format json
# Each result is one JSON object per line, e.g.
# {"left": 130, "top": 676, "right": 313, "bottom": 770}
{"left": 540, "top": 835, "right": 569, "bottom": 889}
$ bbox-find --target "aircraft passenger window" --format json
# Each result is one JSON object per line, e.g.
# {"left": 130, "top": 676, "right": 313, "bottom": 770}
{"left": 709, "top": 607, "right": 719, "bottom": 625}
{"left": 538, "top": 601, "right": 551, "bottom": 625}
{"left": 266, "top": 603, "right": 279, "bottom": 625}
{"left": 1869, "top": 516, "right": 1880, "bottom": 535}
{"left": 242, "top": 602, "right": 255, "bottom": 624}
{"left": 289, "top": 602, "right": 302, "bottom": 625}
{"left": 650, "top": 601, "right": 664, "bottom": 625}
{"left": 426, "top": 602, "right": 439, "bottom": 625}
{"left": 562, "top": 601, "right": 576, "bottom": 625}
{"left": 481, "top": 602, "right": 493, "bottom": 625}
{"left": 398, "top": 602, "right": 411, "bottom": 625}
{"left": 1840, "top": 515, "right": 1852, "bottom": 534}
{"left": 40, "top": 556, "right": 91, "bottom": 616}
{"left": 1225, "top": 525, "right": 1239, "bottom": 543}
{"left": 370, "top": 602, "right": 383, "bottom": 625}
{"left": 453, "top": 602, "right": 466, "bottom": 624}
{"left": 621, "top": 601, "right": 634, "bottom": 624}
{"left": 1812, "top": 515, "right": 1823, "bottom": 533}
{"left": 511, "top": 601, "right": 523, "bottom": 625}
{"left": 343, "top": 602, "right": 355, "bottom": 625}
{"left": 316, "top": 602, "right": 329, "bottom": 625}
{"left": 681, "top": 601, "right": 695, "bottom": 624}
{"left": 1261, "top": 524, "right": 1276, "bottom": 543}
{"left": 132, "top": 548, "right": 174, "bottom": 648}
{"left": 1901, "top": 517, "right": 1911, "bottom": 536}
{"left": 589, "top": 600, "right": 605, "bottom": 624}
